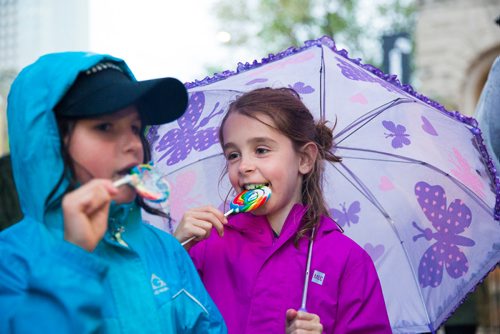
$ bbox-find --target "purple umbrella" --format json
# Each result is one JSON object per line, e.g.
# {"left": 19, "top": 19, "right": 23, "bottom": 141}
{"left": 143, "top": 36, "right": 500, "bottom": 333}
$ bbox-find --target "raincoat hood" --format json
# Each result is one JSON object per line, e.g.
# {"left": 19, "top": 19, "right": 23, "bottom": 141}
{"left": 7, "top": 52, "right": 136, "bottom": 224}
{"left": 3, "top": 52, "right": 227, "bottom": 334}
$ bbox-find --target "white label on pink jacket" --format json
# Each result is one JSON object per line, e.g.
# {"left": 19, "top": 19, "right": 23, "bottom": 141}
{"left": 311, "top": 270, "right": 325, "bottom": 285}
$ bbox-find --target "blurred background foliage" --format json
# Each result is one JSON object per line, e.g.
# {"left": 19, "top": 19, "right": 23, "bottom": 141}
{"left": 211, "top": 0, "right": 416, "bottom": 67}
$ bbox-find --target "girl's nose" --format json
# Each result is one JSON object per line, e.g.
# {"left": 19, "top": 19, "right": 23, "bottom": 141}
{"left": 238, "top": 156, "right": 255, "bottom": 175}
{"left": 123, "top": 131, "right": 143, "bottom": 155}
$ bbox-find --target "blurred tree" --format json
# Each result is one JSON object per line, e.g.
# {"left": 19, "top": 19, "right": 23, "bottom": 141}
{"left": 1, "top": 69, "right": 17, "bottom": 154}
{"left": 0, "top": 154, "right": 22, "bottom": 230}
{"left": 212, "top": 0, "right": 416, "bottom": 67}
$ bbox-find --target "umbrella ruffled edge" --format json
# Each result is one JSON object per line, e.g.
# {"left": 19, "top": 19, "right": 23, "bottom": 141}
{"left": 148, "top": 35, "right": 500, "bottom": 220}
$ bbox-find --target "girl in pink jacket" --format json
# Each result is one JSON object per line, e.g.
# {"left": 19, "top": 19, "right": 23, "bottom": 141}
{"left": 175, "top": 87, "right": 391, "bottom": 333}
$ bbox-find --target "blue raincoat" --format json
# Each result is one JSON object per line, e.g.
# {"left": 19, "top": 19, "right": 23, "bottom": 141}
{"left": 475, "top": 55, "right": 500, "bottom": 171}
{"left": 0, "top": 52, "right": 227, "bottom": 333}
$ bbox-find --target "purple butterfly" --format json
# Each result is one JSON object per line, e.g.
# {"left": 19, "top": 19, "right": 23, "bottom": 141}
{"left": 288, "top": 82, "right": 315, "bottom": 94}
{"left": 382, "top": 120, "right": 411, "bottom": 148}
{"left": 412, "top": 181, "right": 475, "bottom": 288}
{"left": 155, "top": 92, "right": 223, "bottom": 165}
{"left": 421, "top": 116, "right": 438, "bottom": 136}
{"left": 246, "top": 78, "right": 268, "bottom": 85}
{"left": 146, "top": 125, "right": 160, "bottom": 146}
{"left": 335, "top": 56, "right": 398, "bottom": 93}
{"left": 330, "top": 201, "right": 361, "bottom": 227}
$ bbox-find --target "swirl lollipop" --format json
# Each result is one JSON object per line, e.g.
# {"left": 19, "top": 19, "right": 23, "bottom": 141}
{"left": 225, "top": 186, "right": 272, "bottom": 216}
{"left": 181, "top": 186, "right": 272, "bottom": 246}
{"left": 113, "top": 162, "right": 170, "bottom": 203}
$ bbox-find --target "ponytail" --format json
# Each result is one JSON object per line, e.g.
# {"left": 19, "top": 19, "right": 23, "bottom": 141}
{"left": 296, "top": 120, "right": 341, "bottom": 244}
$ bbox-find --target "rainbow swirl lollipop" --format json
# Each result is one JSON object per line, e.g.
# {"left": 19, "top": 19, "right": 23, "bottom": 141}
{"left": 225, "top": 186, "right": 272, "bottom": 216}
{"left": 113, "top": 162, "right": 170, "bottom": 203}
{"left": 180, "top": 186, "right": 272, "bottom": 246}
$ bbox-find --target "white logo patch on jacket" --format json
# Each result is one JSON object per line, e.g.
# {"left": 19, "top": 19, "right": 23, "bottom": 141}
{"left": 151, "top": 273, "right": 169, "bottom": 295}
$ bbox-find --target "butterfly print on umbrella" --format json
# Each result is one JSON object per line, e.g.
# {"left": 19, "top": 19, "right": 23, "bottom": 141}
{"left": 449, "top": 148, "right": 485, "bottom": 200}
{"left": 155, "top": 92, "right": 223, "bottom": 166}
{"left": 146, "top": 125, "right": 160, "bottom": 146}
{"left": 379, "top": 176, "right": 395, "bottom": 191}
{"left": 246, "top": 50, "right": 316, "bottom": 77}
{"left": 335, "top": 56, "right": 399, "bottom": 93}
{"left": 350, "top": 92, "right": 368, "bottom": 104}
{"left": 412, "top": 181, "right": 475, "bottom": 288}
{"left": 364, "top": 243, "right": 385, "bottom": 263}
{"left": 167, "top": 170, "right": 204, "bottom": 229}
{"left": 421, "top": 116, "right": 438, "bottom": 136}
{"left": 330, "top": 201, "right": 361, "bottom": 228}
{"left": 245, "top": 78, "right": 269, "bottom": 86}
{"left": 245, "top": 79, "right": 315, "bottom": 96}
{"left": 383, "top": 120, "right": 411, "bottom": 149}
{"left": 288, "top": 81, "right": 315, "bottom": 94}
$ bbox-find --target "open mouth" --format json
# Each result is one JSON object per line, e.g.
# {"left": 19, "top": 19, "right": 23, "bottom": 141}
{"left": 243, "top": 183, "right": 270, "bottom": 190}
{"left": 117, "top": 168, "right": 132, "bottom": 176}
{"left": 115, "top": 164, "right": 138, "bottom": 179}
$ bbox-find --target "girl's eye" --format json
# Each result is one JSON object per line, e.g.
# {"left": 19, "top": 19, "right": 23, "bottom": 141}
{"left": 256, "top": 147, "right": 269, "bottom": 155}
{"left": 96, "top": 123, "right": 112, "bottom": 132}
{"left": 132, "top": 125, "right": 141, "bottom": 135}
{"left": 226, "top": 152, "right": 240, "bottom": 161}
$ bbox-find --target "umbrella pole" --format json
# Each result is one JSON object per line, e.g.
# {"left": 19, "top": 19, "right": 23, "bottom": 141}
{"left": 299, "top": 227, "right": 316, "bottom": 312}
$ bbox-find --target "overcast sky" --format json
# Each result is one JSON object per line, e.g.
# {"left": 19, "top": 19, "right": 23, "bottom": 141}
{"left": 89, "top": 0, "right": 256, "bottom": 82}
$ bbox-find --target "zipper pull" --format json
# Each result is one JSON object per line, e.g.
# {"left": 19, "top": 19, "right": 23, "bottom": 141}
{"left": 113, "top": 227, "right": 129, "bottom": 248}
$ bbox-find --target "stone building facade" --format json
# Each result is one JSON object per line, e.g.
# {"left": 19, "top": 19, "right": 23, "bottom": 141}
{"left": 415, "top": 0, "right": 500, "bottom": 116}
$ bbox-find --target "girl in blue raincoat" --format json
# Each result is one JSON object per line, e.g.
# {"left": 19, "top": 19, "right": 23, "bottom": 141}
{"left": 0, "top": 52, "right": 226, "bottom": 333}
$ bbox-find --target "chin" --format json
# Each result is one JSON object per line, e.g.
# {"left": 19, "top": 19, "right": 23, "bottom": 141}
{"left": 114, "top": 188, "right": 137, "bottom": 204}
{"left": 251, "top": 206, "right": 267, "bottom": 216}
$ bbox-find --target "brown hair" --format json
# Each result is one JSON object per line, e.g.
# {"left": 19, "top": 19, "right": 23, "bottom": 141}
{"left": 218, "top": 87, "right": 341, "bottom": 244}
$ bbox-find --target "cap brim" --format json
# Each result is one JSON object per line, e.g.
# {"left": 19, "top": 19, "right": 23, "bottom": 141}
{"left": 135, "top": 77, "right": 188, "bottom": 125}
{"left": 56, "top": 74, "right": 188, "bottom": 126}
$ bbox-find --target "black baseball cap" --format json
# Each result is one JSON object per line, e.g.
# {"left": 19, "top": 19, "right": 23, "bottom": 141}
{"left": 54, "top": 62, "right": 188, "bottom": 125}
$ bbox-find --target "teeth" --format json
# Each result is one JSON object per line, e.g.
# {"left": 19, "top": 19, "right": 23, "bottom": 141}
{"left": 244, "top": 183, "right": 268, "bottom": 190}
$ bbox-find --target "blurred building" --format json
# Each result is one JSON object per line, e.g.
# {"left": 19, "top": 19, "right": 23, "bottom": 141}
{"left": 0, "top": 0, "right": 89, "bottom": 72}
{"left": 0, "top": 0, "right": 89, "bottom": 155}
{"left": 416, "top": 2, "right": 500, "bottom": 333}
{"left": 415, "top": 0, "right": 500, "bottom": 115}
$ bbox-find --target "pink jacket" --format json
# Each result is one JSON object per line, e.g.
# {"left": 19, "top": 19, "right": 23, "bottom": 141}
{"left": 190, "top": 204, "right": 391, "bottom": 333}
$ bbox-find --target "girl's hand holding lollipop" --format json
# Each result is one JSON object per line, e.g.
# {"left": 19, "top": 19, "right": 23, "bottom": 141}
{"left": 175, "top": 186, "right": 272, "bottom": 248}
{"left": 62, "top": 179, "right": 118, "bottom": 252}
{"left": 63, "top": 163, "right": 170, "bottom": 251}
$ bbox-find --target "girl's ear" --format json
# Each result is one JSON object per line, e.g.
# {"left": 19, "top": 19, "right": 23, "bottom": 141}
{"left": 298, "top": 142, "right": 318, "bottom": 175}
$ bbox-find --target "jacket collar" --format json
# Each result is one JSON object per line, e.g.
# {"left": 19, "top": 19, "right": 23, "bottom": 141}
{"left": 226, "top": 203, "right": 340, "bottom": 243}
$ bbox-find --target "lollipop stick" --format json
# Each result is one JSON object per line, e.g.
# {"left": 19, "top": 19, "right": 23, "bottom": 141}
{"left": 181, "top": 236, "right": 195, "bottom": 246}
{"left": 181, "top": 208, "right": 234, "bottom": 246}
{"left": 113, "top": 174, "right": 137, "bottom": 188}
{"left": 180, "top": 187, "right": 271, "bottom": 247}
